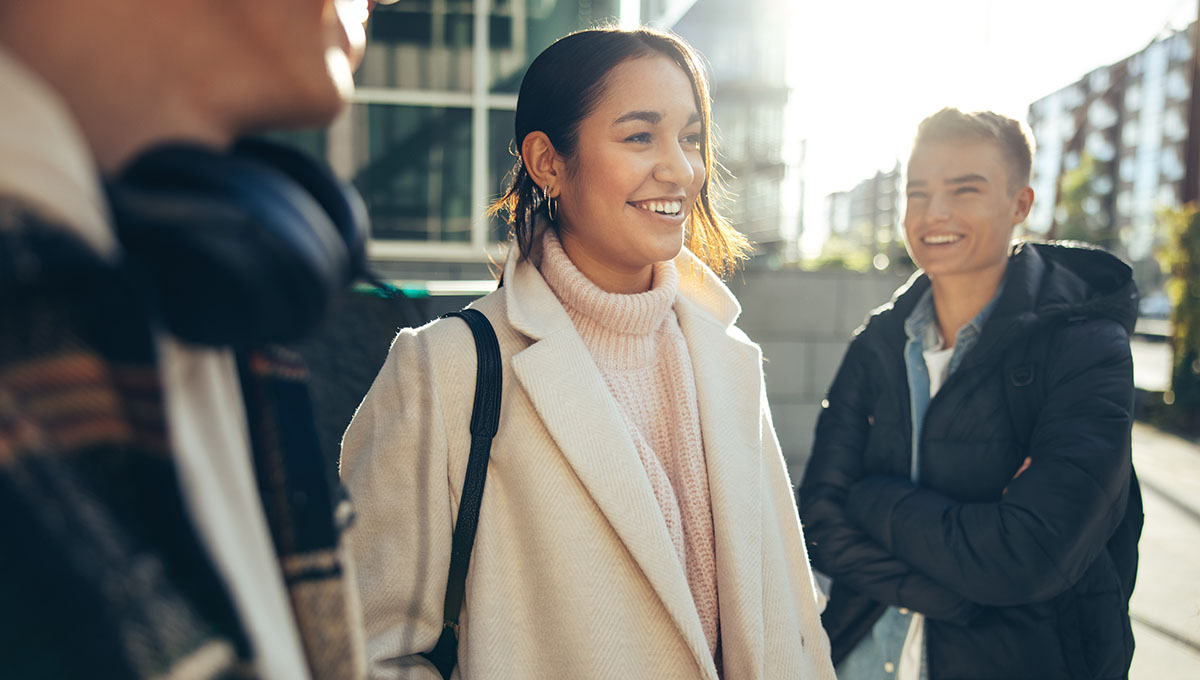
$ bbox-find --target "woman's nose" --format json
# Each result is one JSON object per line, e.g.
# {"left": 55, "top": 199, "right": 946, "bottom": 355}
{"left": 654, "top": 141, "right": 697, "bottom": 188}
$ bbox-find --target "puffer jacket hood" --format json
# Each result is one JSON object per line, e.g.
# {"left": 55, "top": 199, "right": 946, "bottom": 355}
{"left": 1015, "top": 241, "right": 1138, "bottom": 333}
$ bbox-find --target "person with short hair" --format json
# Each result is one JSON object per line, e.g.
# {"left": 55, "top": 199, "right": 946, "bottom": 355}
{"left": 799, "top": 107, "right": 1142, "bottom": 679}
{"left": 0, "top": 1, "right": 390, "bottom": 677}
{"left": 340, "top": 26, "right": 837, "bottom": 680}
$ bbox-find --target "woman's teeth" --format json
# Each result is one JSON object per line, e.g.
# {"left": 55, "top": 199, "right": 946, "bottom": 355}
{"left": 922, "top": 234, "right": 962, "bottom": 245}
{"left": 633, "top": 200, "right": 683, "bottom": 216}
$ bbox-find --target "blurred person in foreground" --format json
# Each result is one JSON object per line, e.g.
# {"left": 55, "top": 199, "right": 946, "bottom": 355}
{"left": 799, "top": 108, "right": 1141, "bottom": 679}
{"left": 340, "top": 26, "right": 836, "bottom": 679}
{"left": 0, "top": 1, "right": 392, "bottom": 677}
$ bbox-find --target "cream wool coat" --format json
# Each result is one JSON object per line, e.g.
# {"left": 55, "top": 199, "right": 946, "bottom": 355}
{"left": 341, "top": 242, "right": 836, "bottom": 680}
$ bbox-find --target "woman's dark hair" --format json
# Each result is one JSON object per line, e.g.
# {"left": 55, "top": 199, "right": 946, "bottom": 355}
{"left": 487, "top": 26, "right": 748, "bottom": 276}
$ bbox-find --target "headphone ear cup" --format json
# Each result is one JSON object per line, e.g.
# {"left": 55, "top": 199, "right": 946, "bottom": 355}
{"left": 235, "top": 138, "right": 370, "bottom": 281}
{"left": 110, "top": 143, "right": 352, "bottom": 345}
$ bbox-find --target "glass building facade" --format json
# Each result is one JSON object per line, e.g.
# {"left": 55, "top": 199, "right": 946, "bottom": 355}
{"left": 1027, "top": 23, "right": 1196, "bottom": 294}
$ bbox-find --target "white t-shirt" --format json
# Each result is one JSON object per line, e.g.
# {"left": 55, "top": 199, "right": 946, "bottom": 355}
{"left": 895, "top": 335, "right": 955, "bottom": 680}
{"left": 925, "top": 343, "right": 955, "bottom": 397}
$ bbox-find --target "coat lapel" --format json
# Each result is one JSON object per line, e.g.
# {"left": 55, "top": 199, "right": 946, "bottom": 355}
{"left": 504, "top": 249, "right": 717, "bottom": 678}
{"left": 674, "top": 290, "right": 766, "bottom": 678}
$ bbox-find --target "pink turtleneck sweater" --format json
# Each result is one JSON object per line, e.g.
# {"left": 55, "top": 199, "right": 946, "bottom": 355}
{"left": 539, "top": 231, "right": 721, "bottom": 663}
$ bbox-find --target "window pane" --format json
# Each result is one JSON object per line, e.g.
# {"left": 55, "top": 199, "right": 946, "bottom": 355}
{"left": 358, "top": 1, "right": 476, "bottom": 92}
{"left": 488, "top": 0, "right": 621, "bottom": 93}
{"left": 348, "top": 104, "right": 472, "bottom": 243}
{"left": 488, "top": 109, "right": 518, "bottom": 241}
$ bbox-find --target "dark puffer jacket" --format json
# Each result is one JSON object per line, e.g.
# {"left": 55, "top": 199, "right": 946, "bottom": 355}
{"left": 799, "top": 242, "right": 1142, "bottom": 680}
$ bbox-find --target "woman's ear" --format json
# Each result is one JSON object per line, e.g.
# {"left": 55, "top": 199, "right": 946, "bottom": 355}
{"left": 521, "top": 131, "right": 563, "bottom": 196}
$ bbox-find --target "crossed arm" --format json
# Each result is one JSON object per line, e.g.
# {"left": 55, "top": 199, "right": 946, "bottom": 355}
{"left": 799, "top": 338, "right": 982, "bottom": 623}
{"left": 800, "top": 321, "right": 1134, "bottom": 614}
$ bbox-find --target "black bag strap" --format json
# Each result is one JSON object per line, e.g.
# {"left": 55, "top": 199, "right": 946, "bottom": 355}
{"left": 420, "top": 308, "right": 502, "bottom": 680}
{"left": 1003, "top": 331, "right": 1040, "bottom": 451}
{"left": 1003, "top": 321, "right": 1063, "bottom": 450}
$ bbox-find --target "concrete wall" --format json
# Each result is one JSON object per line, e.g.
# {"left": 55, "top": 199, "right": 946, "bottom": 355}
{"left": 726, "top": 269, "right": 907, "bottom": 482}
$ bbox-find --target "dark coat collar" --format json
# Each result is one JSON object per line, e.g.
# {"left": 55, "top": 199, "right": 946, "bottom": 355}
{"left": 858, "top": 242, "right": 1137, "bottom": 367}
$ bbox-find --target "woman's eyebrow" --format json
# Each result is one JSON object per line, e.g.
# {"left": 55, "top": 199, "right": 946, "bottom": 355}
{"left": 611, "top": 110, "right": 701, "bottom": 126}
{"left": 612, "top": 110, "right": 661, "bottom": 126}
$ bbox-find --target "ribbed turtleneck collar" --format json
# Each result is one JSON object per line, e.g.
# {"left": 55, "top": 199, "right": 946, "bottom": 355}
{"left": 539, "top": 229, "right": 680, "bottom": 369}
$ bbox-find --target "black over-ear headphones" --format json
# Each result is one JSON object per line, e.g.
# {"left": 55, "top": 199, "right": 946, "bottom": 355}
{"left": 108, "top": 138, "right": 369, "bottom": 346}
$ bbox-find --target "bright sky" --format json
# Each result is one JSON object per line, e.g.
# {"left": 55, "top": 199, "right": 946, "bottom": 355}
{"left": 787, "top": 0, "right": 1198, "bottom": 256}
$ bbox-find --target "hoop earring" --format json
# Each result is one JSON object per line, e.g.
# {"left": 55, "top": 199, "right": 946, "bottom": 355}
{"left": 544, "top": 185, "right": 558, "bottom": 222}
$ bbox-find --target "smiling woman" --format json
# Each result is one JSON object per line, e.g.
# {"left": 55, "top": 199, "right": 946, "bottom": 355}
{"left": 523, "top": 54, "right": 707, "bottom": 293}
{"left": 488, "top": 27, "right": 748, "bottom": 285}
{"left": 340, "top": 26, "right": 837, "bottom": 680}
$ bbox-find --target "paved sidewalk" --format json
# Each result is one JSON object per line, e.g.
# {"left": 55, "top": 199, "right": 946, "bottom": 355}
{"left": 1128, "top": 423, "right": 1200, "bottom": 679}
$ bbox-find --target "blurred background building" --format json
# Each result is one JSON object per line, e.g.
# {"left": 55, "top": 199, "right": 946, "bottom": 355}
{"left": 824, "top": 163, "right": 903, "bottom": 268}
{"left": 1026, "top": 22, "right": 1197, "bottom": 297}
{"left": 673, "top": 0, "right": 797, "bottom": 266}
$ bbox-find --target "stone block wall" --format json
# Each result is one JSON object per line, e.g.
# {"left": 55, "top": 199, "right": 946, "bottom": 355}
{"left": 726, "top": 270, "right": 907, "bottom": 482}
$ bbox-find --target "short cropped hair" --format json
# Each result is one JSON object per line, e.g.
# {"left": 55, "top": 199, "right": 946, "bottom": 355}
{"left": 911, "top": 108, "right": 1033, "bottom": 192}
